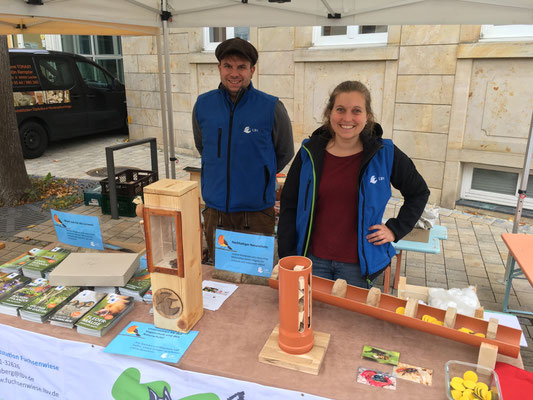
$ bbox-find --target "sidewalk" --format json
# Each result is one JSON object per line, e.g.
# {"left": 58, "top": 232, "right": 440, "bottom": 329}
{"left": 2, "top": 131, "right": 533, "bottom": 371}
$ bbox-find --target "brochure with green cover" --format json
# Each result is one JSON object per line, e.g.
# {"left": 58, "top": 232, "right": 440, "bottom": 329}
{"left": 118, "top": 268, "right": 150, "bottom": 300}
{"left": 76, "top": 293, "right": 134, "bottom": 337}
{"left": 0, "top": 278, "right": 52, "bottom": 316}
{"left": 49, "top": 290, "right": 107, "bottom": 328}
{"left": 0, "top": 248, "right": 42, "bottom": 273}
{"left": 0, "top": 272, "right": 32, "bottom": 301}
{"left": 22, "top": 247, "right": 71, "bottom": 278}
{"left": 20, "top": 285, "right": 80, "bottom": 323}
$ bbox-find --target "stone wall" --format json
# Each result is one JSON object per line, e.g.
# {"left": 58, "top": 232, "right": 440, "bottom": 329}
{"left": 122, "top": 25, "right": 533, "bottom": 209}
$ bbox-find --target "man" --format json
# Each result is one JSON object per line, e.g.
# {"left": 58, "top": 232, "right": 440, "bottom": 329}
{"left": 193, "top": 37, "right": 294, "bottom": 263}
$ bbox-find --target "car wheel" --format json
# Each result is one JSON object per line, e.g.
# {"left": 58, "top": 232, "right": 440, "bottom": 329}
{"left": 19, "top": 121, "right": 48, "bottom": 159}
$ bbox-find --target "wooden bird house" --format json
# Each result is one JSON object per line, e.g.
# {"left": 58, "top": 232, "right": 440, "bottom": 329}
{"left": 142, "top": 179, "right": 203, "bottom": 333}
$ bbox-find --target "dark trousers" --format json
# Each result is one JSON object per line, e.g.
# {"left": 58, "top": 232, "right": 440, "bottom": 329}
{"left": 203, "top": 206, "right": 276, "bottom": 262}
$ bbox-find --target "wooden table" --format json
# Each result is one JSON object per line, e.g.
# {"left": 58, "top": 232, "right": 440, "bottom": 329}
{"left": 0, "top": 264, "right": 522, "bottom": 400}
{"left": 501, "top": 233, "right": 533, "bottom": 316}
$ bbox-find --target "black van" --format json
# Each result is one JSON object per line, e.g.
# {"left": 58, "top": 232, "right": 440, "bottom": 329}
{"left": 9, "top": 49, "right": 128, "bottom": 158}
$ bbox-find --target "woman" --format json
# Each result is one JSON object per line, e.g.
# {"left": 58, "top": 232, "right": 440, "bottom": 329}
{"left": 278, "top": 81, "right": 430, "bottom": 288}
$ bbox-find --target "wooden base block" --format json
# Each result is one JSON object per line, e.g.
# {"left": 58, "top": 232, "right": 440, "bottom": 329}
{"left": 477, "top": 342, "right": 498, "bottom": 372}
{"left": 258, "top": 325, "right": 330, "bottom": 375}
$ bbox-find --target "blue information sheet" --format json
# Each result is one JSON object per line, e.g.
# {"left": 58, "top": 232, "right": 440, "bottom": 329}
{"left": 104, "top": 321, "right": 198, "bottom": 363}
{"left": 214, "top": 228, "right": 275, "bottom": 277}
{"left": 51, "top": 209, "right": 104, "bottom": 250}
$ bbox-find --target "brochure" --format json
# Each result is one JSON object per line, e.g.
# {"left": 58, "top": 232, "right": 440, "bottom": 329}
{"left": 49, "top": 290, "right": 107, "bottom": 328}
{"left": 20, "top": 285, "right": 80, "bottom": 323}
{"left": 0, "top": 278, "right": 52, "bottom": 316}
{"left": 0, "top": 248, "right": 41, "bottom": 273}
{"left": 104, "top": 321, "right": 198, "bottom": 363}
{"left": 0, "top": 272, "right": 31, "bottom": 301}
{"left": 76, "top": 293, "right": 134, "bottom": 337}
{"left": 202, "top": 280, "right": 238, "bottom": 311}
{"left": 22, "top": 247, "right": 71, "bottom": 278}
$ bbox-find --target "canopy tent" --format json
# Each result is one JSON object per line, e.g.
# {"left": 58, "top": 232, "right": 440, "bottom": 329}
{"left": 1, "top": 0, "right": 533, "bottom": 247}
{"left": 0, "top": 0, "right": 532, "bottom": 31}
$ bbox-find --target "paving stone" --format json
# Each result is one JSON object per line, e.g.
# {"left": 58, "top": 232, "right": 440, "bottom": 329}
{"left": 475, "top": 287, "right": 496, "bottom": 303}
{"left": 446, "top": 270, "right": 468, "bottom": 281}
{"left": 467, "top": 276, "right": 491, "bottom": 288}
{"left": 426, "top": 272, "right": 447, "bottom": 284}
{"left": 445, "top": 258, "right": 465, "bottom": 270}
{"left": 465, "top": 267, "right": 488, "bottom": 278}
{"left": 425, "top": 281, "right": 448, "bottom": 289}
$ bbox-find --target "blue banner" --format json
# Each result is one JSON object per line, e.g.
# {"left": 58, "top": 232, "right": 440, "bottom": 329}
{"left": 214, "top": 229, "right": 275, "bottom": 277}
{"left": 51, "top": 209, "right": 104, "bottom": 250}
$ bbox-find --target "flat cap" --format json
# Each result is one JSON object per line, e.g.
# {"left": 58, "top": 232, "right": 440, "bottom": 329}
{"left": 215, "top": 37, "right": 258, "bottom": 66}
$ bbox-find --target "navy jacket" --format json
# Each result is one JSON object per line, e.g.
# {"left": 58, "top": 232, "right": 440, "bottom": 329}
{"left": 195, "top": 84, "right": 278, "bottom": 212}
{"left": 278, "top": 124, "right": 430, "bottom": 278}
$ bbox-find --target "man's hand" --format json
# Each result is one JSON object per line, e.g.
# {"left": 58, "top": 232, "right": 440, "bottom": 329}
{"left": 366, "top": 224, "right": 395, "bottom": 245}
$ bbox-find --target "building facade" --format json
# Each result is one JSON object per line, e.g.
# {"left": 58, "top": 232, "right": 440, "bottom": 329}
{"left": 121, "top": 25, "right": 533, "bottom": 211}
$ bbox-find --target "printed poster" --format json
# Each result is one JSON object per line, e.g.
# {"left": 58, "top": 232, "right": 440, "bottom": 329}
{"left": 51, "top": 209, "right": 104, "bottom": 250}
{"left": 104, "top": 321, "right": 198, "bottom": 363}
{"left": 214, "top": 229, "right": 275, "bottom": 277}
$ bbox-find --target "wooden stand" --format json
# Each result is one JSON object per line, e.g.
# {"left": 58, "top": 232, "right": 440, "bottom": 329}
{"left": 143, "top": 179, "right": 203, "bottom": 333}
{"left": 259, "top": 325, "right": 330, "bottom": 375}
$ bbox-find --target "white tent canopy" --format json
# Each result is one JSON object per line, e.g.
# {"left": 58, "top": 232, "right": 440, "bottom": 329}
{"left": 0, "top": 0, "right": 532, "bottom": 34}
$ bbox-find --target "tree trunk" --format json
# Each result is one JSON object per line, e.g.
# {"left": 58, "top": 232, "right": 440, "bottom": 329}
{"left": 0, "top": 35, "right": 31, "bottom": 206}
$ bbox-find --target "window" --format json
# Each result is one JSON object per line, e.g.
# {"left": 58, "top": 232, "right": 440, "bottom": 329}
{"left": 36, "top": 57, "right": 74, "bottom": 90}
{"left": 203, "top": 27, "right": 250, "bottom": 51}
{"left": 76, "top": 61, "right": 113, "bottom": 89}
{"left": 480, "top": 25, "right": 533, "bottom": 41}
{"left": 312, "top": 25, "right": 388, "bottom": 46}
{"left": 61, "top": 35, "right": 124, "bottom": 82}
{"left": 461, "top": 165, "right": 533, "bottom": 209}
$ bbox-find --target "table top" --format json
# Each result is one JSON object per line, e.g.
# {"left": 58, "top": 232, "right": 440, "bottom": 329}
{"left": 0, "top": 264, "right": 522, "bottom": 400}
{"left": 393, "top": 225, "right": 448, "bottom": 254}
{"left": 501, "top": 233, "right": 533, "bottom": 286}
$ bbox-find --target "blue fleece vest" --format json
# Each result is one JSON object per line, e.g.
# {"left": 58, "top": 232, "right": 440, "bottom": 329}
{"left": 295, "top": 139, "right": 396, "bottom": 277}
{"left": 195, "top": 85, "right": 278, "bottom": 212}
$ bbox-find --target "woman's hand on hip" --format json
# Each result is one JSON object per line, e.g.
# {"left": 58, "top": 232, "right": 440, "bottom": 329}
{"left": 366, "top": 224, "right": 395, "bottom": 245}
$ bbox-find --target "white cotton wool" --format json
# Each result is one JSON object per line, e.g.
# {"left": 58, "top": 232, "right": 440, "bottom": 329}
{"left": 428, "top": 286, "right": 481, "bottom": 317}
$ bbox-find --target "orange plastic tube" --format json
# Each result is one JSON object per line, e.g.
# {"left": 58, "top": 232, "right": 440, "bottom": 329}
{"left": 278, "top": 256, "right": 314, "bottom": 354}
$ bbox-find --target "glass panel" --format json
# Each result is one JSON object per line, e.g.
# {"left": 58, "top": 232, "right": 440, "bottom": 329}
{"left": 210, "top": 27, "right": 226, "bottom": 42}
{"left": 471, "top": 168, "right": 518, "bottom": 195}
{"left": 360, "top": 25, "right": 388, "bottom": 34}
{"left": 322, "top": 26, "right": 347, "bottom": 36}
{"left": 96, "top": 59, "right": 118, "bottom": 79}
{"left": 61, "top": 35, "right": 75, "bottom": 53}
{"left": 36, "top": 57, "right": 74, "bottom": 89}
{"left": 95, "top": 36, "right": 116, "bottom": 55}
{"left": 234, "top": 27, "right": 250, "bottom": 41}
{"left": 78, "top": 35, "right": 91, "bottom": 54}
{"left": 76, "top": 61, "right": 112, "bottom": 89}
{"left": 149, "top": 214, "right": 179, "bottom": 270}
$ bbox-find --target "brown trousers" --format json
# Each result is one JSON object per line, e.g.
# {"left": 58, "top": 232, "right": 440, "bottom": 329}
{"left": 202, "top": 206, "right": 276, "bottom": 262}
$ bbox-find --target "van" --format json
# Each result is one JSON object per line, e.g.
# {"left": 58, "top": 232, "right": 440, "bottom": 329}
{"left": 9, "top": 49, "right": 128, "bottom": 158}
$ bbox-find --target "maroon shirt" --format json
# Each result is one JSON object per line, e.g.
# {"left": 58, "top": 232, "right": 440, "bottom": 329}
{"left": 309, "top": 150, "right": 362, "bottom": 263}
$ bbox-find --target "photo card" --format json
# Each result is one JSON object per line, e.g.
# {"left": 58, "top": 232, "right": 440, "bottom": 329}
{"left": 357, "top": 367, "right": 397, "bottom": 390}
{"left": 361, "top": 345, "right": 400, "bottom": 366}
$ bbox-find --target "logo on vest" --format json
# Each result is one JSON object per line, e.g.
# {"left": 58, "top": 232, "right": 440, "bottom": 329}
{"left": 370, "top": 175, "right": 385, "bottom": 184}
{"left": 244, "top": 126, "right": 259, "bottom": 134}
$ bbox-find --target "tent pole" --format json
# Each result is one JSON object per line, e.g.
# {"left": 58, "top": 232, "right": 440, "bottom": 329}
{"left": 161, "top": 0, "right": 176, "bottom": 178}
{"left": 504, "top": 111, "right": 533, "bottom": 283}
{"left": 156, "top": 32, "right": 170, "bottom": 179}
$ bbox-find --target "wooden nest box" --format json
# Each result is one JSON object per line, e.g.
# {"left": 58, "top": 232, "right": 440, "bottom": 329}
{"left": 142, "top": 179, "right": 203, "bottom": 333}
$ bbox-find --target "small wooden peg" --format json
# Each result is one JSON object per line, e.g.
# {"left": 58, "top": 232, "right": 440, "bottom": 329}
{"left": 404, "top": 298, "right": 419, "bottom": 318}
{"left": 444, "top": 307, "right": 457, "bottom": 329}
{"left": 486, "top": 317, "right": 499, "bottom": 340}
{"left": 271, "top": 264, "right": 279, "bottom": 280}
{"left": 331, "top": 279, "right": 347, "bottom": 298}
{"left": 474, "top": 307, "right": 484, "bottom": 319}
{"left": 366, "top": 287, "right": 381, "bottom": 307}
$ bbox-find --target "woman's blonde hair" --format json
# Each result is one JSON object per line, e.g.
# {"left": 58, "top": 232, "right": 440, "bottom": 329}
{"left": 322, "top": 81, "right": 375, "bottom": 139}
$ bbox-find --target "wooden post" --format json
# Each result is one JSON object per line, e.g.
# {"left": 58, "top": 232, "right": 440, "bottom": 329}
{"left": 331, "top": 279, "right": 347, "bottom": 298}
{"left": 477, "top": 342, "right": 498, "bottom": 372}
{"left": 444, "top": 307, "right": 457, "bottom": 329}
{"left": 486, "top": 318, "right": 499, "bottom": 340}
{"left": 404, "top": 298, "right": 419, "bottom": 318}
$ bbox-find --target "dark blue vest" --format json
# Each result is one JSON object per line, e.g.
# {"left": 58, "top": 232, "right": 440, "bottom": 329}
{"left": 195, "top": 84, "right": 278, "bottom": 212}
